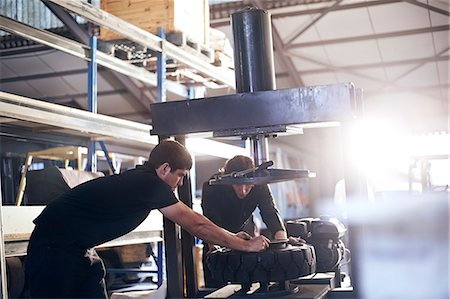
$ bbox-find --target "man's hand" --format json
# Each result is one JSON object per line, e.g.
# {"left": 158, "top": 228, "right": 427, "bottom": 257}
{"left": 244, "top": 235, "right": 270, "bottom": 252}
{"left": 235, "top": 231, "right": 252, "bottom": 240}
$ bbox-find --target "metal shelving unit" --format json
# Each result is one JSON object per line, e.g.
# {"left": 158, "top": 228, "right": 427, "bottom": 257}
{"left": 0, "top": 1, "right": 242, "bottom": 297}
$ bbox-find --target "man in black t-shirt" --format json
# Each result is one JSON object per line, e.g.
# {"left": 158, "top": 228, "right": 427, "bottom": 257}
{"left": 25, "top": 140, "right": 270, "bottom": 298}
{"left": 201, "top": 155, "right": 288, "bottom": 288}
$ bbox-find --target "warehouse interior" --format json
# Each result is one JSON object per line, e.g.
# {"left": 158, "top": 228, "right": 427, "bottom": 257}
{"left": 0, "top": 0, "right": 449, "bottom": 298}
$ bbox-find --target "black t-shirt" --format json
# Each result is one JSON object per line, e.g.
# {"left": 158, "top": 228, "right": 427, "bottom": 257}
{"left": 33, "top": 164, "right": 178, "bottom": 248}
{"left": 201, "top": 180, "right": 285, "bottom": 237}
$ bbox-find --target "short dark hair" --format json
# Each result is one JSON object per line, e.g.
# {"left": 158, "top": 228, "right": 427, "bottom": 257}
{"left": 148, "top": 140, "right": 192, "bottom": 171}
{"left": 221, "top": 155, "right": 254, "bottom": 174}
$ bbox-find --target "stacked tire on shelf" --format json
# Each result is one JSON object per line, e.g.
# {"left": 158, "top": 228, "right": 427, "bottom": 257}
{"left": 206, "top": 243, "right": 316, "bottom": 284}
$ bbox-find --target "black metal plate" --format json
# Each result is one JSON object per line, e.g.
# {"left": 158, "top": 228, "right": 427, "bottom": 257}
{"left": 150, "top": 83, "right": 356, "bottom": 136}
{"left": 208, "top": 169, "right": 315, "bottom": 185}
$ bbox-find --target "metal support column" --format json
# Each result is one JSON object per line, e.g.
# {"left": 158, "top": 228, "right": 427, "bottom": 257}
{"left": 157, "top": 240, "right": 164, "bottom": 287}
{"left": 232, "top": 8, "right": 276, "bottom": 164}
{"left": 160, "top": 135, "right": 183, "bottom": 298}
{"left": 157, "top": 28, "right": 167, "bottom": 103}
{"left": 0, "top": 173, "right": 8, "bottom": 299}
{"left": 87, "top": 35, "right": 98, "bottom": 172}
{"left": 175, "top": 135, "right": 198, "bottom": 298}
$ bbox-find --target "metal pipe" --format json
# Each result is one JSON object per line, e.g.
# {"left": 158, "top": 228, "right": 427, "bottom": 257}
{"left": 250, "top": 136, "right": 270, "bottom": 166}
{"left": 87, "top": 35, "right": 98, "bottom": 172}
{"left": 232, "top": 7, "right": 276, "bottom": 164}
{"left": 0, "top": 172, "right": 8, "bottom": 298}
{"left": 157, "top": 27, "right": 167, "bottom": 103}
{"left": 231, "top": 7, "right": 276, "bottom": 93}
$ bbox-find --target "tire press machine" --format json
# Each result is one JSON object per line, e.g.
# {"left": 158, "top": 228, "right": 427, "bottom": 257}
{"left": 150, "top": 7, "right": 367, "bottom": 299}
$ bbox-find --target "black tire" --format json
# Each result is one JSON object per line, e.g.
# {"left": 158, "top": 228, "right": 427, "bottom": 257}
{"left": 206, "top": 244, "right": 316, "bottom": 284}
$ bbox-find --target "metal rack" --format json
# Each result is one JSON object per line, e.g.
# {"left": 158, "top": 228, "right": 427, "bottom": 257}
{"left": 0, "top": 1, "right": 243, "bottom": 297}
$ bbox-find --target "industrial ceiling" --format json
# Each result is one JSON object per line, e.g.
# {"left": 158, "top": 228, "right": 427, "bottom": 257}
{"left": 0, "top": 0, "right": 448, "bottom": 136}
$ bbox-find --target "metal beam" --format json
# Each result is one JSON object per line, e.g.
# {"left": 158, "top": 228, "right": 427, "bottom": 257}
{"left": 42, "top": 89, "right": 128, "bottom": 103}
{"left": 287, "top": 25, "right": 450, "bottom": 48}
{"left": 0, "top": 91, "right": 250, "bottom": 159}
{"left": 42, "top": 0, "right": 89, "bottom": 44}
{"left": 389, "top": 47, "right": 449, "bottom": 84}
{"left": 272, "top": 26, "right": 305, "bottom": 87}
{"left": 150, "top": 83, "right": 356, "bottom": 136}
{"left": 210, "top": 0, "right": 334, "bottom": 23}
{"left": 251, "top": 0, "right": 305, "bottom": 87}
{"left": 285, "top": 51, "right": 385, "bottom": 84}
{"left": 0, "top": 68, "right": 89, "bottom": 83}
{"left": 284, "top": 50, "right": 450, "bottom": 99}
{"left": 46, "top": 0, "right": 235, "bottom": 88}
{"left": 210, "top": 0, "right": 403, "bottom": 27}
{"left": 285, "top": 52, "right": 450, "bottom": 73}
{"left": 0, "top": 44, "right": 51, "bottom": 57}
{"left": 0, "top": 91, "right": 158, "bottom": 146}
{"left": 404, "top": 0, "right": 449, "bottom": 16}
{"left": 284, "top": 0, "right": 344, "bottom": 46}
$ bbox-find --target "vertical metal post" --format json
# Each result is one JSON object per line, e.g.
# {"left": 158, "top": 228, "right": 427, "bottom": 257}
{"left": 87, "top": 35, "right": 98, "bottom": 172}
{"left": 157, "top": 240, "right": 163, "bottom": 287}
{"left": 0, "top": 172, "right": 8, "bottom": 299}
{"left": 250, "top": 136, "right": 270, "bottom": 166}
{"left": 157, "top": 27, "right": 166, "bottom": 103}
{"left": 160, "top": 135, "right": 184, "bottom": 299}
{"left": 231, "top": 8, "right": 276, "bottom": 164}
{"left": 175, "top": 135, "right": 197, "bottom": 298}
{"left": 162, "top": 212, "right": 183, "bottom": 298}
{"left": 187, "top": 86, "right": 204, "bottom": 199}
{"left": 98, "top": 141, "right": 117, "bottom": 174}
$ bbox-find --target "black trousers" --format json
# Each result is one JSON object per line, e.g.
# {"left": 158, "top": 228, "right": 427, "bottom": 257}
{"left": 25, "top": 227, "right": 107, "bottom": 299}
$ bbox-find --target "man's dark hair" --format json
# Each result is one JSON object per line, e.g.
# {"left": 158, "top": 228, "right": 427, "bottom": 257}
{"left": 148, "top": 140, "right": 192, "bottom": 171}
{"left": 221, "top": 155, "right": 254, "bottom": 174}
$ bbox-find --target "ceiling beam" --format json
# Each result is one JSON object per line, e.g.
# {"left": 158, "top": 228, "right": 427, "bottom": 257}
{"left": 287, "top": 25, "right": 450, "bottom": 48}
{"left": 42, "top": 89, "right": 129, "bottom": 103}
{"left": 0, "top": 44, "right": 51, "bottom": 56}
{"left": 209, "top": 0, "right": 333, "bottom": 20}
{"left": 284, "top": 0, "right": 344, "bottom": 46}
{"left": 388, "top": 47, "right": 449, "bottom": 84}
{"left": 251, "top": 0, "right": 305, "bottom": 87}
{"left": 272, "top": 29, "right": 305, "bottom": 87}
{"left": 210, "top": 0, "right": 403, "bottom": 27}
{"left": 0, "top": 68, "right": 89, "bottom": 83}
{"left": 285, "top": 50, "right": 448, "bottom": 103}
{"left": 42, "top": 0, "right": 90, "bottom": 44}
{"left": 404, "top": 0, "right": 449, "bottom": 16}
{"left": 285, "top": 51, "right": 449, "bottom": 74}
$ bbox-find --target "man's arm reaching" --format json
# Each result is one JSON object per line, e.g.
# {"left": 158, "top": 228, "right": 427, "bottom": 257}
{"left": 160, "top": 202, "right": 270, "bottom": 252}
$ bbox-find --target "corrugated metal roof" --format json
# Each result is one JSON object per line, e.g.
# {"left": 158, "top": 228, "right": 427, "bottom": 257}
{"left": 0, "top": 0, "right": 99, "bottom": 35}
